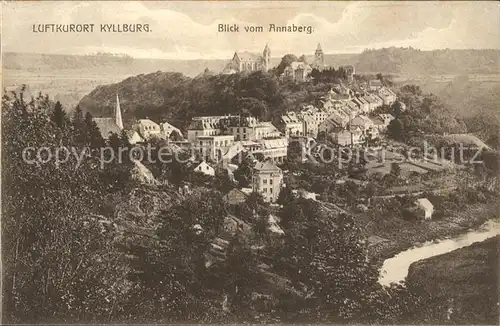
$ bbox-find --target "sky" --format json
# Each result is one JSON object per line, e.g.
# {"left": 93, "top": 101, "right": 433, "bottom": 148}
{"left": 3, "top": 1, "right": 499, "bottom": 60}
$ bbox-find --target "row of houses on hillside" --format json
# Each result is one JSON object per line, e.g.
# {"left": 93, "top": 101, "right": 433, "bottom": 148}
{"left": 183, "top": 114, "right": 289, "bottom": 164}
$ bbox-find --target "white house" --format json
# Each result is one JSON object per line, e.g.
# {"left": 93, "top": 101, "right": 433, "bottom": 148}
{"left": 252, "top": 160, "right": 283, "bottom": 203}
{"left": 126, "top": 130, "right": 144, "bottom": 144}
{"left": 413, "top": 198, "right": 434, "bottom": 220}
{"left": 161, "top": 121, "right": 182, "bottom": 139}
{"left": 193, "top": 161, "right": 215, "bottom": 176}
{"left": 377, "top": 87, "right": 397, "bottom": 106}
{"left": 334, "top": 130, "right": 364, "bottom": 146}
{"left": 133, "top": 119, "right": 162, "bottom": 140}
{"left": 278, "top": 112, "right": 303, "bottom": 137}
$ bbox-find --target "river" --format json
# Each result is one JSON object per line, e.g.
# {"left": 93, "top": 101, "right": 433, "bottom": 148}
{"left": 378, "top": 219, "right": 499, "bottom": 286}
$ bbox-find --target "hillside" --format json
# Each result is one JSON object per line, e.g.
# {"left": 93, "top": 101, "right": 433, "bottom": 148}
{"left": 78, "top": 70, "right": 298, "bottom": 130}
{"left": 355, "top": 47, "right": 500, "bottom": 75}
{"left": 407, "top": 236, "right": 499, "bottom": 324}
{"left": 6, "top": 47, "right": 500, "bottom": 110}
{"left": 5, "top": 48, "right": 500, "bottom": 77}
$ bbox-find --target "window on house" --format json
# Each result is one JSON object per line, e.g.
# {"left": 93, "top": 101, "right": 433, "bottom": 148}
{"left": 270, "top": 179, "right": 273, "bottom": 185}
{"left": 263, "top": 188, "right": 267, "bottom": 193}
{"left": 263, "top": 179, "right": 267, "bottom": 184}
{"left": 206, "top": 166, "right": 209, "bottom": 170}
{"left": 270, "top": 188, "right": 273, "bottom": 193}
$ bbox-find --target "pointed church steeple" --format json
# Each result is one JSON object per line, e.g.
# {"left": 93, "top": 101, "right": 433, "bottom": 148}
{"left": 263, "top": 43, "right": 271, "bottom": 71}
{"left": 313, "top": 43, "right": 325, "bottom": 70}
{"left": 263, "top": 43, "right": 271, "bottom": 55}
{"left": 115, "top": 93, "right": 124, "bottom": 130}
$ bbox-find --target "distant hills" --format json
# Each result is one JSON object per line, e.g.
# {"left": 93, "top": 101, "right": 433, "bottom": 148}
{"left": 4, "top": 47, "right": 500, "bottom": 78}
{"left": 354, "top": 47, "right": 500, "bottom": 75}
{"left": 4, "top": 48, "right": 500, "bottom": 127}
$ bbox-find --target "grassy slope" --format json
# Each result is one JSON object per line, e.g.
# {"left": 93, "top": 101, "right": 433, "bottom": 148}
{"left": 367, "top": 199, "right": 500, "bottom": 261}
{"left": 407, "top": 236, "right": 499, "bottom": 324}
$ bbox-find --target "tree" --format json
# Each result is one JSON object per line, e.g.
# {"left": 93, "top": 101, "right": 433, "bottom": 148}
{"left": 84, "top": 112, "right": 105, "bottom": 149}
{"left": 277, "top": 186, "right": 295, "bottom": 206}
{"left": 245, "top": 191, "right": 265, "bottom": 212}
{"left": 274, "top": 198, "right": 381, "bottom": 321}
{"left": 51, "top": 101, "right": 69, "bottom": 130}
{"left": 233, "top": 153, "right": 254, "bottom": 187}
{"left": 387, "top": 118, "right": 404, "bottom": 141}
{"left": 390, "top": 162, "right": 401, "bottom": 178}
{"left": 310, "top": 68, "right": 321, "bottom": 83}
{"left": 72, "top": 105, "right": 87, "bottom": 144}
{"left": 2, "top": 90, "right": 131, "bottom": 323}
{"left": 391, "top": 101, "right": 405, "bottom": 117}
{"left": 400, "top": 84, "right": 422, "bottom": 96}
{"left": 286, "top": 141, "right": 303, "bottom": 166}
{"left": 223, "top": 234, "right": 261, "bottom": 309}
{"left": 235, "top": 97, "right": 269, "bottom": 121}
{"left": 276, "top": 54, "right": 299, "bottom": 76}
{"left": 212, "top": 168, "right": 236, "bottom": 193}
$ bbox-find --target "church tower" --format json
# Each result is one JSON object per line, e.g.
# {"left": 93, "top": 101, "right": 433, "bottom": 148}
{"left": 313, "top": 43, "right": 324, "bottom": 70}
{"left": 115, "top": 93, "right": 124, "bottom": 130}
{"left": 263, "top": 43, "right": 271, "bottom": 71}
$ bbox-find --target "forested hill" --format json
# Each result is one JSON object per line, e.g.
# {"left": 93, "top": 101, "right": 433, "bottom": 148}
{"left": 78, "top": 71, "right": 304, "bottom": 130}
{"left": 6, "top": 48, "right": 500, "bottom": 77}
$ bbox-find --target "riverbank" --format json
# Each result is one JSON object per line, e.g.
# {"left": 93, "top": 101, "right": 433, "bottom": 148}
{"left": 406, "top": 236, "right": 499, "bottom": 324}
{"left": 368, "top": 200, "right": 499, "bottom": 263}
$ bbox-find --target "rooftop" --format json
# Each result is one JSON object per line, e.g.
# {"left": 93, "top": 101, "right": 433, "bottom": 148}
{"left": 415, "top": 198, "right": 434, "bottom": 211}
{"left": 93, "top": 117, "right": 121, "bottom": 139}
{"left": 137, "top": 119, "right": 160, "bottom": 127}
{"left": 235, "top": 51, "right": 263, "bottom": 62}
{"left": 254, "top": 160, "right": 281, "bottom": 172}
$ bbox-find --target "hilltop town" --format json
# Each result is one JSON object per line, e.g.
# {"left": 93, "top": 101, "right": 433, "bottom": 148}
{"left": 3, "top": 43, "right": 499, "bottom": 324}
{"left": 94, "top": 44, "right": 401, "bottom": 206}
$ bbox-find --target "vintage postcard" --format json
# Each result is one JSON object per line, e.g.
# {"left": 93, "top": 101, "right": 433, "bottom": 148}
{"left": 2, "top": 1, "right": 499, "bottom": 324}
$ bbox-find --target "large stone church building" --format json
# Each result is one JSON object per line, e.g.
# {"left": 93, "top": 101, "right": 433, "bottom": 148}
{"left": 223, "top": 44, "right": 271, "bottom": 74}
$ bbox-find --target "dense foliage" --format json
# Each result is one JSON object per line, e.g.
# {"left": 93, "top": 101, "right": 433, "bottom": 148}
{"left": 2, "top": 89, "right": 133, "bottom": 323}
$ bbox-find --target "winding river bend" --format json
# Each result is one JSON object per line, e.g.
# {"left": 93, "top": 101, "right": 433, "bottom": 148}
{"left": 378, "top": 219, "right": 499, "bottom": 286}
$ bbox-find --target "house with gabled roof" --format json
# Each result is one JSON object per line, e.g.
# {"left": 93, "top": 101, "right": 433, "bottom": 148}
{"left": 319, "top": 113, "right": 347, "bottom": 135}
{"left": 126, "top": 130, "right": 144, "bottom": 145}
{"left": 412, "top": 198, "right": 434, "bottom": 220}
{"left": 277, "top": 112, "right": 304, "bottom": 137}
{"left": 161, "top": 121, "right": 182, "bottom": 139}
{"left": 193, "top": 160, "right": 215, "bottom": 176}
{"left": 133, "top": 119, "right": 162, "bottom": 140}
{"left": 252, "top": 160, "right": 283, "bottom": 203}
{"left": 223, "top": 188, "right": 249, "bottom": 206}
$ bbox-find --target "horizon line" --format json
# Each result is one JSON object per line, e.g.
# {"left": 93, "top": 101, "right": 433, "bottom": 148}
{"left": 4, "top": 47, "right": 500, "bottom": 62}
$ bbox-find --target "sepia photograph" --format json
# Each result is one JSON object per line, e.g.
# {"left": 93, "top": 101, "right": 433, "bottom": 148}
{"left": 2, "top": 1, "right": 499, "bottom": 324}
